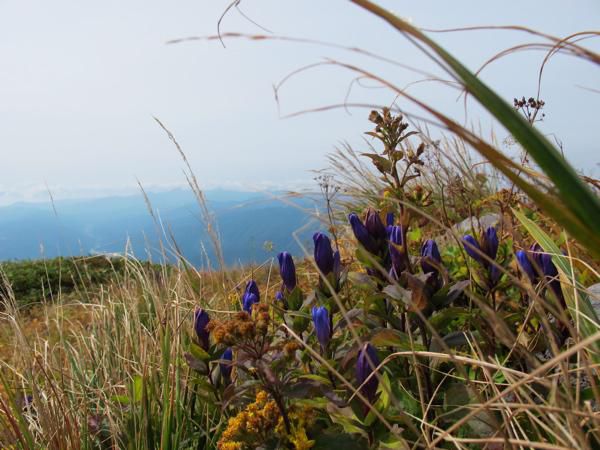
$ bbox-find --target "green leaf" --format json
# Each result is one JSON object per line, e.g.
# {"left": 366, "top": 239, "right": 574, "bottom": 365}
{"left": 361, "top": 152, "right": 392, "bottom": 173}
{"left": 314, "top": 431, "right": 368, "bottom": 450}
{"left": 132, "top": 375, "right": 143, "bottom": 403}
{"left": 370, "top": 328, "right": 423, "bottom": 351}
{"left": 325, "top": 404, "right": 368, "bottom": 438}
{"left": 111, "top": 395, "right": 130, "bottom": 405}
{"left": 287, "top": 286, "right": 303, "bottom": 310}
{"left": 189, "top": 342, "right": 211, "bottom": 361}
{"left": 429, "top": 307, "right": 473, "bottom": 333}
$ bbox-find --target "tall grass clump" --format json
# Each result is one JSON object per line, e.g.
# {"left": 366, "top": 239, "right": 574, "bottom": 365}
{"left": 1, "top": 2, "right": 600, "bottom": 449}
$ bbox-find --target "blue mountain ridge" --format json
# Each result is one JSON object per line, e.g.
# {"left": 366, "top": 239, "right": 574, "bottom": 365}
{"left": 0, "top": 189, "right": 322, "bottom": 268}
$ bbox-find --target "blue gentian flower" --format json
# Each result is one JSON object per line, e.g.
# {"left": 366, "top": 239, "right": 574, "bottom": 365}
{"left": 245, "top": 280, "right": 260, "bottom": 301}
{"left": 364, "top": 208, "right": 387, "bottom": 241}
{"left": 194, "top": 308, "right": 210, "bottom": 350}
{"left": 385, "top": 212, "right": 394, "bottom": 227}
{"left": 242, "top": 292, "right": 259, "bottom": 313}
{"left": 516, "top": 250, "right": 536, "bottom": 282}
{"left": 277, "top": 251, "right": 297, "bottom": 292}
{"left": 275, "top": 291, "right": 284, "bottom": 302}
{"left": 356, "top": 343, "right": 380, "bottom": 404}
{"left": 541, "top": 252, "right": 563, "bottom": 302}
{"left": 482, "top": 227, "right": 499, "bottom": 261}
{"left": 220, "top": 347, "right": 233, "bottom": 381}
{"left": 349, "top": 213, "right": 378, "bottom": 254}
{"left": 313, "top": 232, "right": 335, "bottom": 275}
{"left": 311, "top": 306, "right": 331, "bottom": 351}
{"left": 388, "top": 225, "right": 405, "bottom": 277}
{"left": 420, "top": 239, "right": 441, "bottom": 274}
{"left": 462, "top": 235, "right": 483, "bottom": 263}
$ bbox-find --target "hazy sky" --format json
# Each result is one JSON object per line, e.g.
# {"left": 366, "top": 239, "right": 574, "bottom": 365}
{"left": 1, "top": 0, "right": 598, "bottom": 205}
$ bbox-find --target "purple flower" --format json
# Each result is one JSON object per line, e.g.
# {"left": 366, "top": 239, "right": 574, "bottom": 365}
{"left": 420, "top": 239, "right": 441, "bottom": 274}
{"left": 541, "top": 252, "right": 563, "bottom": 302}
{"left": 220, "top": 347, "right": 233, "bottom": 381}
{"left": 482, "top": 227, "right": 499, "bottom": 261}
{"left": 245, "top": 280, "right": 260, "bottom": 301}
{"left": 242, "top": 292, "right": 259, "bottom": 313}
{"left": 349, "top": 213, "right": 378, "bottom": 254}
{"left": 462, "top": 235, "right": 483, "bottom": 263}
{"left": 385, "top": 212, "right": 395, "bottom": 227}
{"left": 311, "top": 306, "right": 331, "bottom": 351}
{"left": 275, "top": 291, "right": 284, "bottom": 302}
{"left": 388, "top": 225, "right": 406, "bottom": 277}
{"left": 313, "top": 232, "right": 335, "bottom": 275}
{"left": 365, "top": 208, "right": 387, "bottom": 241}
{"left": 194, "top": 309, "right": 210, "bottom": 350}
{"left": 516, "top": 250, "right": 536, "bottom": 282}
{"left": 356, "top": 343, "right": 380, "bottom": 404}
{"left": 277, "top": 251, "right": 297, "bottom": 292}
{"left": 333, "top": 250, "right": 341, "bottom": 279}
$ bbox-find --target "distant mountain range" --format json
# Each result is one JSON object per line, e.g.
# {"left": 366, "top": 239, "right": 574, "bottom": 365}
{"left": 0, "top": 189, "right": 323, "bottom": 267}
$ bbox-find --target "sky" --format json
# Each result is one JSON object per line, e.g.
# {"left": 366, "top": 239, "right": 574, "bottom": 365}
{"left": 0, "top": 0, "right": 598, "bottom": 205}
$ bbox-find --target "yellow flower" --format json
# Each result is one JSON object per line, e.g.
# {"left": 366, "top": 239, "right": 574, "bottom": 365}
{"left": 290, "top": 426, "right": 315, "bottom": 450}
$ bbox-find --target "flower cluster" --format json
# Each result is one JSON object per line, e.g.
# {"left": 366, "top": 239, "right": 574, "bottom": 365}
{"left": 462, "top": 226, "right": 502, "bottom": 287}
{"left": 218, "top": 390, "right": 316, "bottom": 450}
{"left": 516, "top": 244, "right": 564, "bottom": 304}
{"left": 207, "top": 305, "right": 270, "bottom": 347}
{"left": 218, "top": 390, "right": 280, "bottom": 450}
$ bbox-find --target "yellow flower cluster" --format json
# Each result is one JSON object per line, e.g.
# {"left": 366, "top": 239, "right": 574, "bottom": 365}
{"left": 218, "top": 390, "right": 316, "bottom": 450}
{"left": 218, "top": 390, "right": 279, "bottom": 449}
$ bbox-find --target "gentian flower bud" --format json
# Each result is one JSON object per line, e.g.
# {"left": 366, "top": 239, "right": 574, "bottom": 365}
{"left": 356, "top": 343, "right": 380, "bottom": 404}
{"left": 242, "top": 292, "right": 259, "bottom": 313}
{"left": 541, "top": 253, "right": 563, "bottom": 302}
{"left": 245, "top": 280, "right": 260, "bottom": 301}
{"left": 529, "top": 244, "right": 543, "bottom": 271}
{"left": 349, "top": 213, "right": 378, "bottom": 254}
{"left": 220, "top": 347, "right": 233, "bottom": 381}
{"left": 388, "top": 225, "right": 405, "bottom": 277}
{"left": 313, "top": 232, "right": 335, "bottom": 275}
{"left": 194, "top": 308, "right": 210, "bottom": 350}
{"left": 516, "top": 250, "right": 536, "bottom": 282}
{"left": 311, "top": 306, "right": 331, "bottom": 351}
{"left": 385, "top": 212, "right": 395, "bottom": 227}
{"left": 462, "top": 235, "right": 482, "bottom": 263}
{"left": 365, "top": 208, "right": 387, "bottom": 241}
{"left": 482, "top": 227, "right": 499, "bottom": 260}
{"left": 420, "top": 239, "right": 441, "bottom": 274}
{"left": 275, "top": 291, "right": 284, "bottom": 302}
{"left": 333, "top": 251, "right": 341, "bottom": 279}
{"left": 277, "top": 251, "right": 297, "bottom": 292}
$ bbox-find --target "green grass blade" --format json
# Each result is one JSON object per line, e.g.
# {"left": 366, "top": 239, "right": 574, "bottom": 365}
{"left": 350, "top": 0, "right": 600, "bottom": 256}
